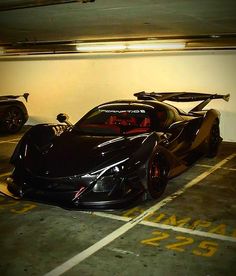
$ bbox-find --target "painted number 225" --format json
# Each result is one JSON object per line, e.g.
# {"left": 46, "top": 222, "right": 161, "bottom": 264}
{"left": 141, "top": 230, "right": 218, "bottom": 257}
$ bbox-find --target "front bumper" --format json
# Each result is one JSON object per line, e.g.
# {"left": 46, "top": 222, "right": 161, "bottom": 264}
{"left": 8, "top": 168, "right": 145, "bottom": 210}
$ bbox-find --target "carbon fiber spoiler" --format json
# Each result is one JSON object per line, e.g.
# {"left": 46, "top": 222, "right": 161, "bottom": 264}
{"left": 0, "top": 92, "right": 29, "bottom": 102}
{"left": 134, "top": 91, "right": 230, "bottom": 111}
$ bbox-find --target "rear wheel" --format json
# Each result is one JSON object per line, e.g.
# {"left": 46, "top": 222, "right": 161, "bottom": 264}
{"left": 207, "top": 120, "right": 221, "bottom": 158}
{"left": 2, "top": 106, "right": 25, "bottom": 133}
{"left": 147, "top": 154, "right": 168, "bottom": 199}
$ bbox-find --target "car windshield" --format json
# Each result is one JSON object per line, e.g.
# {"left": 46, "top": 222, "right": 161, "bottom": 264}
{"left": 74, "top": 105, "right": 153, "bottom": 136}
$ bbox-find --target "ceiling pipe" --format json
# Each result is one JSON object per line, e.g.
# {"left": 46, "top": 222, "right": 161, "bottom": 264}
{"left": 0, "top": 0, "right": 95, "bottom": 12}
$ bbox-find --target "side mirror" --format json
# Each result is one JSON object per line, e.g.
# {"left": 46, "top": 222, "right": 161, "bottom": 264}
{"left": 57, "top": 113, "right": 72, "bottom": 126}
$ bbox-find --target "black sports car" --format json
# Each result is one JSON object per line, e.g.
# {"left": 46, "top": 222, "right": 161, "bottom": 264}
{"left": 7, "top": 92, "right": 229, "bottom": 209}
{"left": 0, "top": 93, "right": 29, "bottom": 133}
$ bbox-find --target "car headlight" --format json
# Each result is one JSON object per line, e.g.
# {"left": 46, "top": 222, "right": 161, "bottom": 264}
{"left": 91, "top": 158, "right": 129, "bottom": 179}
{"left": 103, "top": 164, "right": 124, "bottom": 176}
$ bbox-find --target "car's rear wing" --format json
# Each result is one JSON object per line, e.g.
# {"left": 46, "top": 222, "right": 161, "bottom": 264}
{"left": 0, "top": 92, "right": 29, "bottom": 102}
{"left": 134, "top": 91, "right": 230, "bottom": 111}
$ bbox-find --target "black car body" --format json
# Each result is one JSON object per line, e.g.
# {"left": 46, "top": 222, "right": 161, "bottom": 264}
{"left": 8, "top": 92, "right": 229, "bottom": 209}
{"left": 0, "top": 93, "right": 29, "bottom": 133}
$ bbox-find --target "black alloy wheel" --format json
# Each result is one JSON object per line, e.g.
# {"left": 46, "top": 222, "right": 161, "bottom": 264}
{"left": 3, "top": 106, "right": 25, "bottom": 133}
{"left": 147, "top": 154, "right": 168, "bottom": 199}
{"left": 207, "top": 121, "right": 221, "bottom": 158}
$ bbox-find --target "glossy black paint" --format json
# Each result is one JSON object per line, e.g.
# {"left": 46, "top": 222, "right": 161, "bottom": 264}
{"left": 8, "top": 93, "right": 227, "bottom": 209}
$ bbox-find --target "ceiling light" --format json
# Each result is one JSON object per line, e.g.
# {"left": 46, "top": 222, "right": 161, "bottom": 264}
{"left": 76, "top": 40, "right": 186, "bottom": 53}
{"left": 210, "top": 35, "right": 221, "bottom": 38}
{"left": 127, "top": 42, "right": 186, "bottom": 51}
{"left": 76, "top": 43, "right": 126, "bottom": 52}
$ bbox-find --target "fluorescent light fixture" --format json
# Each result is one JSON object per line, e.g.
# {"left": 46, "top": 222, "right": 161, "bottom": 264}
{"left": 127, "top": 42, "right": 186, "bottom": 51}
{"left": 76, "top": 40, "right": 186, "bottom": 53}
{"left": 76, "top": 42, "right": 126, "bottom": 52}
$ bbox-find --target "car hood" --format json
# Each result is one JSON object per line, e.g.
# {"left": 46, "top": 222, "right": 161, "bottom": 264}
{"left": 24, "top": 130, "right": 153, "bottom": 177}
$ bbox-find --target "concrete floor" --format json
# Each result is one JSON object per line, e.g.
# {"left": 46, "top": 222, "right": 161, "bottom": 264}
{"left": 0, "top": 128, "right": 236, "bottom": 276}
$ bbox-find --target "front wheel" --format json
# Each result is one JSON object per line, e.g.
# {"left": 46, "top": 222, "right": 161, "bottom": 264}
{"left": 207, "top": 121, "right": 221, "bottom": 158}
{"left": 147, "top": 153, "right": 169, "bottom": 199}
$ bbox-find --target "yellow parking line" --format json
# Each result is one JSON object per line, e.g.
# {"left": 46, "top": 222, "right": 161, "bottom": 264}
{"left": 196, "top": 164, "right": 236, "bottom": 171}
{"left": 91, "top": 211, "right": 236, "bottom": 243}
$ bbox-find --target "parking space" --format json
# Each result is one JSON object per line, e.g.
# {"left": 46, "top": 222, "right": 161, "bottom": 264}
{"left": 0, "top": 197, "right": 125, "bottom": 276}
{"left": 0, "top": 130, "right": 236, "bottom": 276}
{"left": 66, "top": 225, "right": 236, "bottom": 276}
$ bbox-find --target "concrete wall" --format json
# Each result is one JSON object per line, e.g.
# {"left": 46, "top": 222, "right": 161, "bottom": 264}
{"left": 0, "top": 50, "right": 235, "bottom": 141}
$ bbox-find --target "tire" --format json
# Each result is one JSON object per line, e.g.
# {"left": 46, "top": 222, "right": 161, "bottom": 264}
{"left": 146, "top": 153, "right": 169, "bottom": 199}
{"left": 207, "top": 120, "right": 221, "bottom": 158}
{"left": 2, "top": 106, "right": 25, "bottom": 134}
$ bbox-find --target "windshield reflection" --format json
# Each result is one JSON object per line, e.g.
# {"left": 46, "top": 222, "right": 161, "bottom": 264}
{"left": 74, "top": 105, "right": 152, "bottom": 136}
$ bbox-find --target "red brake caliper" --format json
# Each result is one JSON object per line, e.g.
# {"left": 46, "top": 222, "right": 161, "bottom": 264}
{"left": 153, "top": 161, "right": 160, "bottom": 178}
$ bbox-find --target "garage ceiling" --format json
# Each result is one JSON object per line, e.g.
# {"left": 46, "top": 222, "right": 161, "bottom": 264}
{"left": 0, "top": 0, "right": 236, "bottom": 55}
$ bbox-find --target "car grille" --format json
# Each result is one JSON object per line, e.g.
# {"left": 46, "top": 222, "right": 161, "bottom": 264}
{"left": 21, "top": 169, "right": 94, "bottom": 191}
